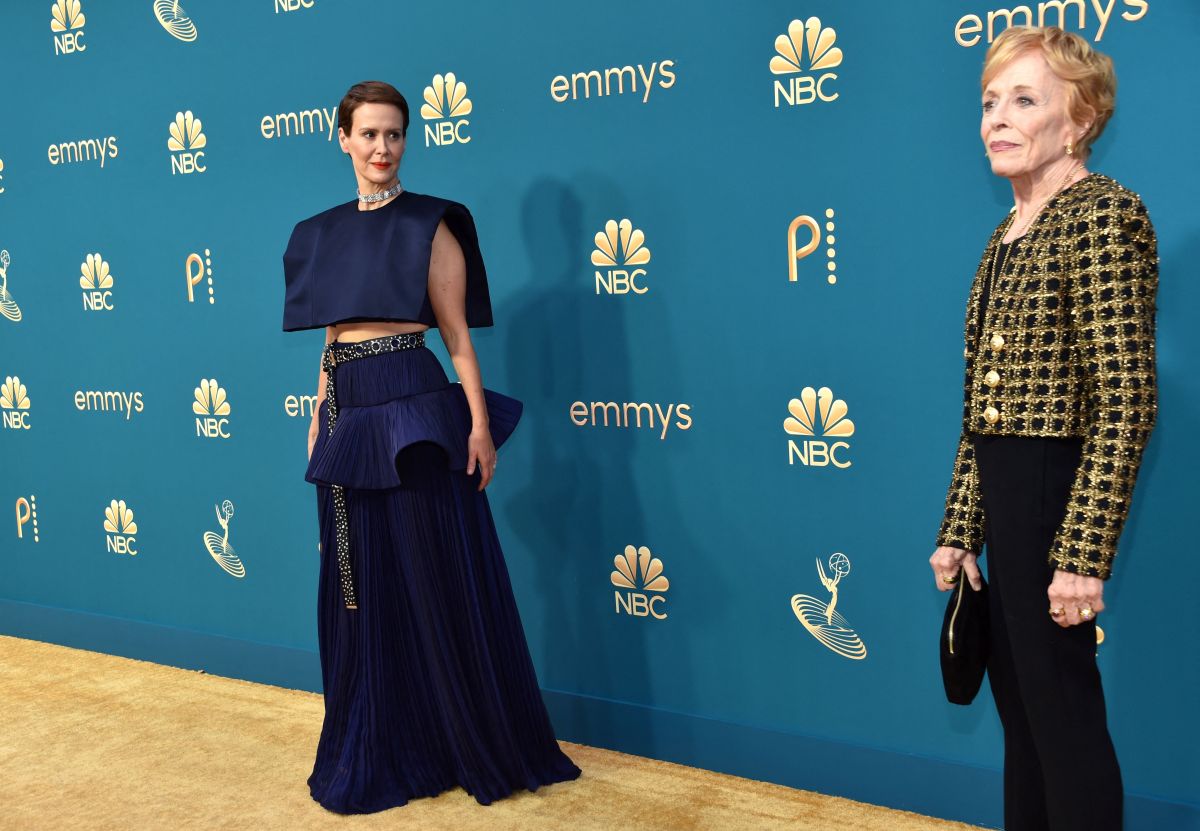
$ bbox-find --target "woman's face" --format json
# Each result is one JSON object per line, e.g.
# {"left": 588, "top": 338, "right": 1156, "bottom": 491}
{"left": 337, "top": 102, "right": 406, "bottom": 187}
{"left": 981, "top": 51, "right": 1087, "bottom": 181}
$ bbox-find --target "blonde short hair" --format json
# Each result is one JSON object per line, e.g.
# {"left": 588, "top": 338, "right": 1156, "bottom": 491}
{"left": 982, "top": 26, "right": 1116, "bottom": 158}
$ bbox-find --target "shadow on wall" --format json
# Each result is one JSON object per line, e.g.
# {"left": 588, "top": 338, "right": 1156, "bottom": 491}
{"left": 495, "top": 176, "right": 677, "bottom": 724}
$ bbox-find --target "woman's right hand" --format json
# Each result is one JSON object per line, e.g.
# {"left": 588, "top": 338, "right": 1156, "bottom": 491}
{"left": 307, "top": 419, "right": 318, "bottom": 461}
{"left": 929, "top": 545, "right": 982, "bottom": 592}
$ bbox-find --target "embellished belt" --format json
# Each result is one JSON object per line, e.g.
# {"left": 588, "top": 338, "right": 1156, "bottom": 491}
{"left": 320, "top": 331, "right": 426, "bottom": 610}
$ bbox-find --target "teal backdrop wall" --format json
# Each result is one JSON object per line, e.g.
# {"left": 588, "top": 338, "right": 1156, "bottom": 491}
{"left": 2, "top": 2, "right": 1197, "bottom": 828}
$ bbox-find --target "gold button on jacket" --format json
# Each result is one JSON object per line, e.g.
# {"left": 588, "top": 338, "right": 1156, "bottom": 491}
{"left": 937, "top": 175, "right": 1158, "bottom": 579}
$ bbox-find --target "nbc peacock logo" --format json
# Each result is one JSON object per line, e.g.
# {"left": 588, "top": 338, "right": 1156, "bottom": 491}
{"left": 591, "top": 219, "right": 651, "bottom": 296}
{"left": 0, "top": 157, "right": 6, "bottom": 194}
{"left": 154, "top": 0, "right": 198, "bottom": 42}
{"left": 0, "top": 250, "right": 20, "bottom": 322}
{"left": 193, "top": 378, "right": 231, "bottom": 439}
{"left": 79, "top": 253, "right": 115, "bottom": 311}
{"left": 1, "top": 376, "right": 31, "bottom": 430}
{"left": 168, "top": 110, "right": 207, "bottom": 175}
{"left": 770, "top": 17, "right": 842, "bottom": 107}
{"left": 421, "top": 73, "right": 472, "bottom": 148}
{"left": 611, "top": 544, "right": 670, "bottom": 620}
{"left": 51, "top": 0, "right": 87, "bottom": 56}
{"left": 103, "top": 499, "right": 139, "bottom": 556}
{"left": 784, "top": 386, "right": 854, "bottom": 469}
{"left": 202, "top": 500, "right": 245, "bottom": 578}
{"left": 791, "top": 552, "right": 867, "bottom": 660}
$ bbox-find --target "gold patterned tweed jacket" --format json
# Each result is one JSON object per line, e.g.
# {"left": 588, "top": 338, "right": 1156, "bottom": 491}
{"left": 937, "top": 174, "right": 1158, "bottom": 579}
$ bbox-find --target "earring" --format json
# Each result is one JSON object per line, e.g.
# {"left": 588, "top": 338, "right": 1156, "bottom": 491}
{"left": 1065, "top": 141, "right": 1074, "bottom": 156}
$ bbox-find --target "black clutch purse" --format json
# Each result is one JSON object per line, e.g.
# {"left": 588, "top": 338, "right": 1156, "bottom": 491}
{"left": 940, "top": 575, "right": 989, "bottom": 705}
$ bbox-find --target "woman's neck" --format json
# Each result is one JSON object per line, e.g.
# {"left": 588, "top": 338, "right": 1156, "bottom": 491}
{"left": 1009, "top": 158, "right": 1087, "bottom": 223}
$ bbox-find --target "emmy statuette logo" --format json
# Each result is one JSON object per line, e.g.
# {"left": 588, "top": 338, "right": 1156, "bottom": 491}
{"left": 421, "top": 74, "right": 472, "bottom": 147}
{"left": 592, "top": 219, "right": 651, "bottom": 295}
{"left": 203, "top": 500, "right": 245, "bottom": 578}
{"left": 185, "top": 248, "right": 215, "bottom": 304}
{"left": 15, "top": 495, "right": 40, "bottom": 543}
{"left": 80, "top": 253, "right": 115, "bottom": 311}
{"left": 193, "top": 378, "right": 231, "bottom": 439}
{"left": 1, "top": 376, "right": 31, "bottom": 430}
{"left": 154, "top": 0, "right": 198, "bottom": 42}
{"left": 104, "top": 499, "right": 139, "bottom": 556}
{"left": 611, "top": 544, "right": 670, "bottom": 620}
{"left": 168, "top": 111, "right": 207, "bottom": 175}
{"left": 791, "top": 553, "right": 867, "bottom": 660}
{"left": 51, "top": 0, "right": 87, "bottom": 56}
{"left": 784, "top": 387, "right": 854, "bottom": 469}
{"left": 1, "top": 250, "right": 21, "bottom": 322}
{"left": 789, "top": 209, "right": 838, "bottom": 284}
{"left": 771, "top": 17, "right": 842, "bottom": 108}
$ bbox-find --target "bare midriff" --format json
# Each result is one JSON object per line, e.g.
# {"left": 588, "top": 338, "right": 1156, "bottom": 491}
{"left": 330, "top": 320, "right": 430, "bottom": 343}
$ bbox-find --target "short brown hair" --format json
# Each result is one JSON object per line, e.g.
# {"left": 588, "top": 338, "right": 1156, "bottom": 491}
{"left": 982, "top": 26, "right": 1116, "bottom": 158}
{"left": 337, "top": 81, "right": 410, "bottom": 137}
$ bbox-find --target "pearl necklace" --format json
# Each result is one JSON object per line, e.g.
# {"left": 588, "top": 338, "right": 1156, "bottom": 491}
{"left": 357, "top": 180, "right": 403, "bottom": 204}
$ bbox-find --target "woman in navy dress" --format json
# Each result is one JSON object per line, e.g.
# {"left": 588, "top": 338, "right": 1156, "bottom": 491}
{"left": 282, "top": 81, "right": 580, "bottom": 814}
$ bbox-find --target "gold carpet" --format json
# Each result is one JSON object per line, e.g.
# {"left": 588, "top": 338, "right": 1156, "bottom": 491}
{"left": 0, "top": 635, "right": 983, "bottom": 831}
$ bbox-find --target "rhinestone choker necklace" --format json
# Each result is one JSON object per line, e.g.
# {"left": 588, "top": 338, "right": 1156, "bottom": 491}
{"left": 357, "top": 181, "right": 403, "bottom": 204}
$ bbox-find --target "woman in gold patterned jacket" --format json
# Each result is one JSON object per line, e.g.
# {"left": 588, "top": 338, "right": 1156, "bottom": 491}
{"left": 929, "top": 27, "right": 1157, "bottom": 831}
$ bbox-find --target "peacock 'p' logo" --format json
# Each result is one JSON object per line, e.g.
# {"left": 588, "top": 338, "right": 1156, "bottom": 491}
{"left": 592, "top": 219, "right": 651, "bottom": 296}
{"left": 785, "top": 387, "right": 854, "bottom": 469}
{"left": 611, "top": 545, "right": 670, "bottom": 620}
{"left": 770, "top": 17, "right": 843, "bottom": 74}
{"left": 771, "top": 17, "right": 843, "bottom": 108}
{"left": 421, "top": 73, "right": 472, "bottom": 148}
{"left": 51, "top": 0, "right": 86, "bottom": 32}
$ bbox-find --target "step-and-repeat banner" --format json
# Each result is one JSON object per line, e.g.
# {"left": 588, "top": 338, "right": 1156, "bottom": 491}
{"left": 2, "top": 0, "right": 1196, "bottom": 818}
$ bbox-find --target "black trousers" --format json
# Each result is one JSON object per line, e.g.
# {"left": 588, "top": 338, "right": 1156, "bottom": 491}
{"left": 972, "top": 434, "right": 1123, "bottom": 831}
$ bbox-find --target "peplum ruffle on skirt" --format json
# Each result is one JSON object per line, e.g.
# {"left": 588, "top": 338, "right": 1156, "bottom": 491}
{"left": 305, "top": 345, "right": 579, "bottom": 813}
{"left": 305, "top": 346, "right": 522, "bottom": 490}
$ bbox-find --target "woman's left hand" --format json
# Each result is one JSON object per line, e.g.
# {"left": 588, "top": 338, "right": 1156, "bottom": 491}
{"left": 466, "top": 426, "right": 496, "bottom": 491}
{"left": 1047, "top": 569, "right": 1105, "bottom": 627}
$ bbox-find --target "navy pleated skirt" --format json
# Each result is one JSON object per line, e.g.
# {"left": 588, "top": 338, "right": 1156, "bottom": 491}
{"left": 304, "top": 344, "right": 580, "bottom": 814}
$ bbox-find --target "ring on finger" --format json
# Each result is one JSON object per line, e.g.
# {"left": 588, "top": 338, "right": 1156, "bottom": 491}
{"left": 1079, "top": 607, "right": 1095, "bottom": 620}
{"left": 941, "top": 572, "right": 960, "bottom": 584}
{"left": 1049, "top": 607, "right": 1066, "bottom": 618}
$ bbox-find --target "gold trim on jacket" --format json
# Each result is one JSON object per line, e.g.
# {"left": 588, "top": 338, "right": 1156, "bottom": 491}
{"left": 937, "top": 174, "right": 1158, "bottom": 579}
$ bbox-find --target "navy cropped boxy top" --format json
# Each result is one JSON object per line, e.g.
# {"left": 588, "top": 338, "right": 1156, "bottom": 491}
{"left": 282, "top": 191, "right": 493, "bottom": 332}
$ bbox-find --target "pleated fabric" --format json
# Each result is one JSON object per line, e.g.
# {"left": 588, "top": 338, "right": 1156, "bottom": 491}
{"left": 306, "top": 345, "right": 580, "bottom": 814}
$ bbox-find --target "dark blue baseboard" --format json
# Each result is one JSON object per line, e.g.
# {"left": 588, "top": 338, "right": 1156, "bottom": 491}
{"left": 2, "top": 598, "right": 1195, "bottom": 830}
